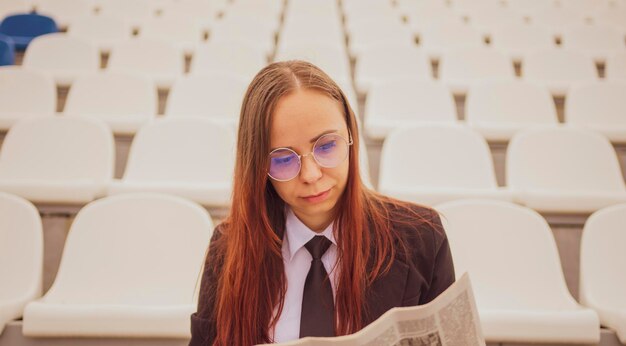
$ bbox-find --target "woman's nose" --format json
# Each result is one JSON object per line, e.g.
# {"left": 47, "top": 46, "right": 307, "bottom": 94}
{"left": 299, "top": 154, "right": 323, "bottom": 183}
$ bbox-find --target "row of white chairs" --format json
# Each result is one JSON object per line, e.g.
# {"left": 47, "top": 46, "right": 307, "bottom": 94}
{"left": 19, "top": 33, "right": 270, "bottom": 88}
{"left": 353, "top": 0, "right": 626, "bottom": 16}
{"left": 379, "top": 124, "right": 626, "bottom": 214}
{"left": 342, "top": 0, "right": 626, "bottom": 59}
{"left": 347, "top": 0, "right": 626, "bottom": 29}
{"left": 0, "top": 67, "right": 252, "bottom": 134}
{"left": 62, "top": 8, "right": 280, "bottom": 56}
{"left": 0, "top": 115, "right": 373, "bottom": 206}
{"left": 365, "top": 79, "right": 626, "bottom": 142}
{"left": 1, "top": 191, "right": 624, "bottom": 343}
{"left": 2, "top": 67, "right": 624, "bottom": 145}
{"left": 0, "top": 0, "right": 280, "bottom": 30}
{"left": 355, "top": 44, "right": 626, "bottom": 96}
{"left": 0, "top": 116, "right": 234, "bottom": 206}
{"left": 15, "top": 31, "right": 626, "bottom": 100}
{"left": 0, "top": 115, "right": 624, "bottom": 215}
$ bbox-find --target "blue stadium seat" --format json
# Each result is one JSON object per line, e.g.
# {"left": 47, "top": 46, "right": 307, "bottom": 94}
{"left": 0, "top": 13, "right": 57, "bottom": 50}
{"left": 0, "top": 33, "right": 15, "bottom": 65}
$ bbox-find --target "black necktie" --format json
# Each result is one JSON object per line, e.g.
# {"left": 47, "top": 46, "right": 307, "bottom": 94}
{"left": 300, "top": 235, "right": 335, "bottom": 338}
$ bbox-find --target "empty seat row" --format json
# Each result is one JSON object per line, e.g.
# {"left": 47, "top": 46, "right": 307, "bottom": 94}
{"left": 356, "top": 44, "right": 626, "bottom": 96}
{"left": 0, "top": 1, "right": 279, "bottom": 55}
{"left": 344, "top": 0, "right": 626, "bottom": 61}
{"left": 0, "top": 67, "right": 254, "bottom": 133}
{"left": 0, "top": 116, "right": 624, "bottom": 215}
{"left": 0, "top": 116, "right": 234, "bottom": 206}
{"left": 18, "top": 33, "right": 268, "bottom": 87}
{"left": 379, "top": 124, "right": 626, "bottom": 214}
{"left": 0, "top": 116, "right": 374, "bottom": 206}
{"left": 365, "top": 79, "right": 626, "bottom": 142}
{"left": 2, "top": 191, "right": 625, "bottom": 343}
{"left": 0, "top": 0, "right": 235, "bottom": 30}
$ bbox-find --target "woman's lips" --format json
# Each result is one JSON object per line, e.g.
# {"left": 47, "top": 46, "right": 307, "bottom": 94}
{"left": 301, "top": 188, "right": 331, "bottom": 204}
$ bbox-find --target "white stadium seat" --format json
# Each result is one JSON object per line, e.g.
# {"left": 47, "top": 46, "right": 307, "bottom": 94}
{"left": 191, "top": 41, "right": 267, "bottom": 82}
{"left": 437, "top": 199, "right": 600, "bottom": 344}
{"left": 0, "top": 67, "right": 55, "bottom": 131}
{"left": 526, "top": 6, "right": 588, "bottom": 38}
{"left": 280, "top": 17, "right": 344, "bottom": 51}
{"left": 209, "top": 13, "right": 277, "bottom": 58}
{"left": 22, "top": 193, "right": 213, "bottom": 337}
{"left": 464, "top": 5, "right": 525, "bottom": 39}
{"left": 465, "top": 80, "right": 558, "bottom": 141}
{"left": 490, "top": 23, "right": 556, "bottom": 63}
{"left": 165, "top": 73, "right": 248, "bottom": 127}
{"left": 159, "top": 0, "right": 216, "bottom": 32}
{"left": 0, "top": 117, "right": 114, "bottom": 204}
{"left": 139, "top": 16, "right": 205, "bottom": 56}
{"left": 523, "top": 48, "right": 599, "bottom": 96}
{"left": 364, "top": 80, "right": 457, "bottom": 140}
{"left": 439, "top": 47, "right": 516, "bottom": 95}
{"left": 0, "top": 192, "right": 42, "bottom": 334}
{"left": 565, "top": 81, "right": 626, "bottom": 143}
{"left": 379, "top": 124, "right": 512, "bottom": 206}
{"left": 580, "top": 203, "right": 626, "bottom": 344}
{"left": 347, "top": 17, "right": 414, "bottom": 60}
{"left": 507, "top": 127, "right": 626, "bottom": 213}
{"left": 63, "top": 72, "right": 157, "bottom": 135}
{"left": 67, "top": 15, "right": 132, "bottom": 54}
{"left": 107, "top": 118, "right": 235, "bottom": 207}
{"left": 354, "top": 43, "right": 432, "bottom": 95}
{"left": 107, "top": 39, "right": 185, "bottom": 89}
{"left": 405, "top": 4, "right": 464, "bottom": 38}
{"left": 22, "top": 33, "right": 100, "bottom": 87}
{"left": 562, "top": 25, "right": 626, "bottom": 63}
{"left": 419, "top": 21, "right": 485, "bottom": 61}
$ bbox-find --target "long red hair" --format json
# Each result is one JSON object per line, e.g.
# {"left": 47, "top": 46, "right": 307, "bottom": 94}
{"left": 210, "top": 61, "right": 422, "bottom": 345}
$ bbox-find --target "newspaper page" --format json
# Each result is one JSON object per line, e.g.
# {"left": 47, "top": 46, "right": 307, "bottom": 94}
{"left": 260, "top": 273, "right": 484, "bottom": 346}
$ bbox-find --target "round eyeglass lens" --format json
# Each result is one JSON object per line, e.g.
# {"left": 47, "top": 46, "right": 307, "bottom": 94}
{"left": 268, "top": 148, "right": 300, "bottom": 181}
{"left": 313, "top": 133, "right": 349, "bottom": 167}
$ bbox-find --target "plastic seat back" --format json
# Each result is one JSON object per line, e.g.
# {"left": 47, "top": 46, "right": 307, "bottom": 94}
{"left": 438, "top": 199, "right": 577, "bottom": 309}
{"left": 507, "top": 127, "right": 625, "bottom": 192}
{"left": 123, "top": 117, "right": 235, "bottom": 184}
{"left": 43, "top": 193, "right": 213, "bottom": 305}
{"left": 380, "top": 124, "right": 498, "bottom": 190}
{"left": 0, "top": 117, "right": 114, "bottom": 181}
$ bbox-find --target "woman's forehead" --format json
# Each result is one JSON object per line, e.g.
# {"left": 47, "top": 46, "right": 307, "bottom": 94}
{"left": 270, "top": 89, "right": 347, "bottom": 147}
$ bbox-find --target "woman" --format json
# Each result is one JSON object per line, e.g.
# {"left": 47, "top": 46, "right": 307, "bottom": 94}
{"left": 189, "top": 61, "right": 455, "bottom": 345}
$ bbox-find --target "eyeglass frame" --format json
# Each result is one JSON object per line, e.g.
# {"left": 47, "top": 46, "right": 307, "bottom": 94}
{"left": 266, "top": 132, "right": 354, "bottom": 182}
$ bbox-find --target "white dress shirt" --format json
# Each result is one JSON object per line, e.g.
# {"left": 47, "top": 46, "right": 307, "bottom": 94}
{"left": 270, "top": 208, "right": 339, "bottom": 343}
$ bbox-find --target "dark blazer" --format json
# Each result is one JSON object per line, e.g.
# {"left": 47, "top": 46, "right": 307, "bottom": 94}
{"left": 189, "top": 201, "right": 455, "bottom": 345}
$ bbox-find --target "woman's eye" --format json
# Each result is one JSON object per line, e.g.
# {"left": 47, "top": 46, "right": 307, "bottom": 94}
{"left": 273, "top": 155, "right": 294, "bottom": 165}
{"left": 318, "top": 141, "right": 337, "bottom": 152}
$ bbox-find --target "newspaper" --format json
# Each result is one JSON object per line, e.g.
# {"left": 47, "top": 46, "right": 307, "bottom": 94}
{"left": 260, "top": 273, "right": 484, "bottom": 346}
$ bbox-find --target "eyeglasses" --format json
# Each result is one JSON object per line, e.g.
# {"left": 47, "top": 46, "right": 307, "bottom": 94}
{"left": 267, "top": 133, "right": 353, "bottom": 182}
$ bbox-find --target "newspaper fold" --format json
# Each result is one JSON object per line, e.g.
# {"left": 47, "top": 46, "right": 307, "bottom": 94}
{"left": 261, "top": 273, "right": 485, "bottom": 346}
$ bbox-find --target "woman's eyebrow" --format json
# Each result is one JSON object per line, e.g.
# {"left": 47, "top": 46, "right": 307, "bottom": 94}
{"left": 270, "top": 129, "right": 339, "bottom": 152}
{"left": 310, "top": 129, "right": 338, "bottom": 143}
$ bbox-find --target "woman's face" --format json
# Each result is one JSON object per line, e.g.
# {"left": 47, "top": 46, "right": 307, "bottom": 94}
{"left": 269, "top": 88, "right": 350, "bottom": 232}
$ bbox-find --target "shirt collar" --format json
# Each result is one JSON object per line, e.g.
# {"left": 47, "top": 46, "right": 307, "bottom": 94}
{"left": 283, "top": 208, "right": 336, "bottom": 262}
